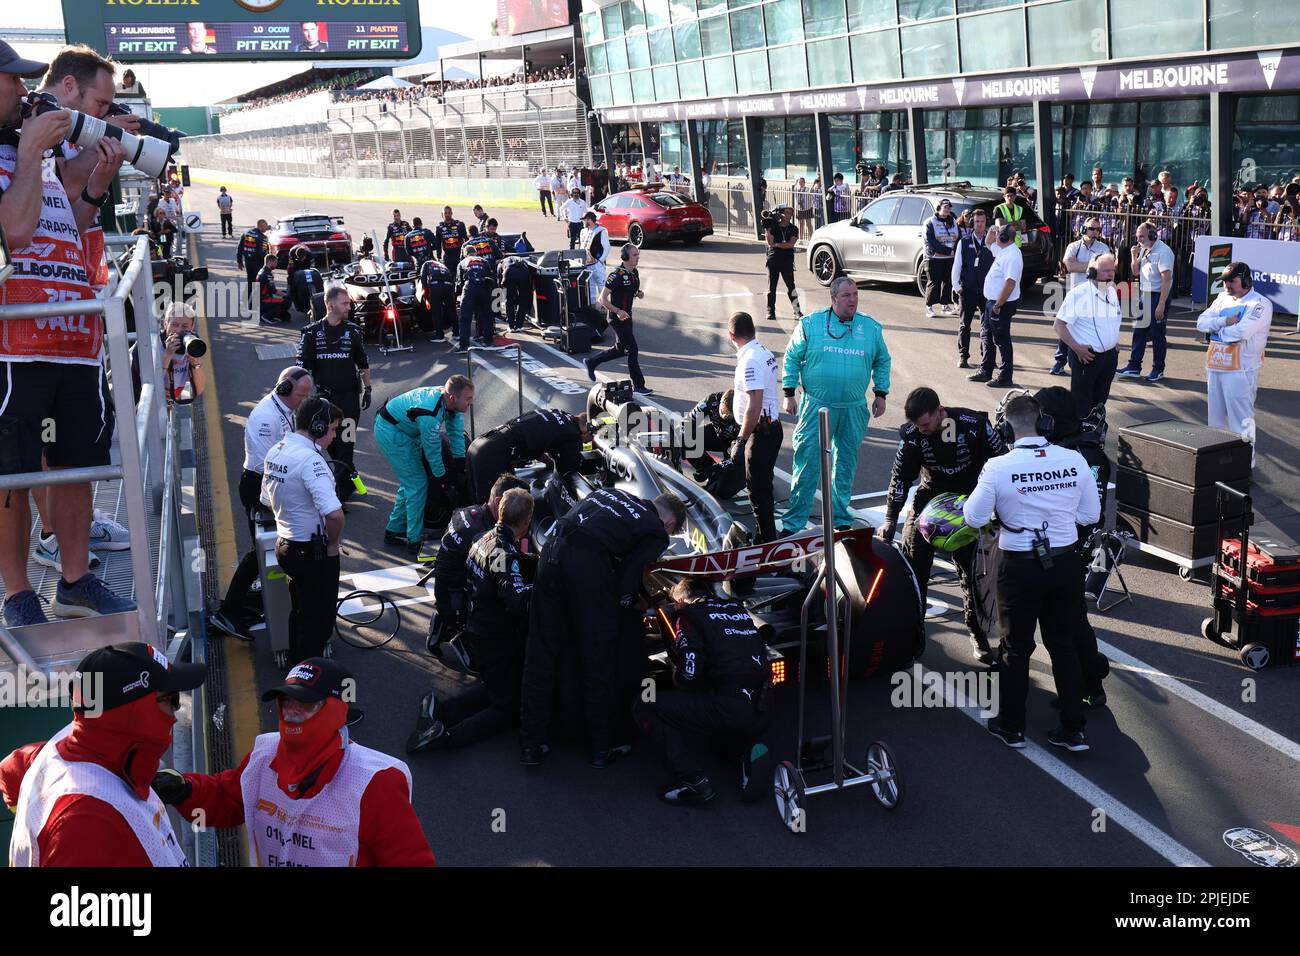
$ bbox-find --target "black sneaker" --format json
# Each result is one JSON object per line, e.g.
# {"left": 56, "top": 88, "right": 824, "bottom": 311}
{"left": 209, "top": 607, "right": 253, "bottom": 642}
{"left": 958, "top": 358, "right": 970, "bottom": 369}
{"left": 967, "top": 371, "right": 992, "bottom": 383}
{"left": 633, "top": 386, "right": 655, "bottom": 396}
{"left": 454, "top": 344, "right": 470, "bottom": 354}
{"left": 1047, "top": 726, "right": 1090, "bottom": 752}
{"left": 969, "top": 635, "right": 994, "bottom": 665}
{"left": 987, "top": 718, "right": 1026, "bottom": 749}
{"left": 584, "top": 357, "right": 596, "bottom": 382}
{"left": 383, "top": 530, "right": 408, "bottom": 546}
{"left": 661, "top": 775, "right": 718, "bottom": 806}
{"left": 520, "top": 743, "right": 550, "bottom": 766}
{"left": 589, "top": 744, "right": 633, "bottom": 769}
{"left": 987, "top": 377, "right": 1015, "bottom": 388}
{"left": 406, "top": 719, "right": 451, "bottom": 754}
{"left": 740, "top": 742, "right": 771, "bottom": 804}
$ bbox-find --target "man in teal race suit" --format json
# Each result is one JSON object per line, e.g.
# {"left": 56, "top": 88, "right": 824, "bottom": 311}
{"left": 781, "top": 276, "right": 891, "bottom": 533}
{"left": 374, "top": 375, "right": 475, "bottom": 554}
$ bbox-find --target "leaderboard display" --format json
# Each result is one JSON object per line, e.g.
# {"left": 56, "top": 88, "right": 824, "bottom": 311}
{"left": 104, "top": 21, "right": 409, "bottom": 58}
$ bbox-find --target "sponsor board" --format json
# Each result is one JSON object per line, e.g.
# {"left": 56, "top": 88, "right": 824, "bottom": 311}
{"left": 1193, "top": 235, "right": 1300, "bottom": 315}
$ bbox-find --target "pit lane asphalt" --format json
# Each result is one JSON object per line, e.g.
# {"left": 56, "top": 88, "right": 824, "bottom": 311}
{"left": 188, "top": 183, "right": 1300, "bottom": 866}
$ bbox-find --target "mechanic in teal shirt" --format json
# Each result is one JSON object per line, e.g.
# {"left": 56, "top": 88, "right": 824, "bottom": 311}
{"left": 374, "top": 376, "right": 474, "bottom": 553}
{"left": 781, "top": 277, "right": 891, "bottom": 533}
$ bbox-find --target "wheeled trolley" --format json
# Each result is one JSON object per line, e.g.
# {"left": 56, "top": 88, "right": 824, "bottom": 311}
{"left": 773, "top": 407, "right": 904, "bottom": 833}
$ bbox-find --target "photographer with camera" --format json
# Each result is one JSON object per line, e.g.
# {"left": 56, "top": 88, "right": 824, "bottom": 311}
{"left": 0, "top": 42, "right": 137, "bottom": 627}
{"left": 763, "top": 204, "right": 801, "bottom": 323}
{"left": 161, "top": 302, "right": 205, "bottom": 403}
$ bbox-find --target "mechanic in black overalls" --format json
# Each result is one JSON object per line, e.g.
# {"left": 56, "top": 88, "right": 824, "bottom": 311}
{"left": 634, "top": 577, "right": 773, "bottom": 806}
{"left": 680, "top": 389, "right": 744, "bottom": 499}
{"left": 499, "top": 253, "right": 533, "bottom": 331}
{"left": 404, "top": 216, "right": 436, "bottom": 266}
{"left": 877, "top": 386, "right": 1007, "bottom": 664}
{"left": 384, "top": 208, "right": 411, "bottom": 262}
{"left": 585, "top": 244, "right": 649, "bottom": 394}
{"left": 408, "top": 489, "right": 537, "bottom": 753}
{"left": 455, "top": 251, "right": 495, "bottom": 351}
{"left": 435, "top": 206, "right": 469, "bottom": 275}
{"left": 287, "top": 245, "right": 324, "bottom": 319}
{"left": 465, "top": 408, "right": 588, "bottom": 504}
{"left": 297, "top": 285, "right": 371, "bottom": 502}
{"left": 519, "top": 489, "right": 686, "bottom": 769}
{"left": 417, "top": 255, "right": 456, "bottom": 341}
{"left": 236, "top": 218, "right": 269, "bottom": 311}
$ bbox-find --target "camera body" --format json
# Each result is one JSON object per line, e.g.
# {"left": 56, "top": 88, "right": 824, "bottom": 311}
{"left": 22, "top": 90, "right": 174, "bottom": 180}
{"left": 759, "top": 208, "right": 780, "bottom": 231}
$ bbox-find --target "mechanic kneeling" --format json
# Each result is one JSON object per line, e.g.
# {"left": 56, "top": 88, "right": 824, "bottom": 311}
{"left": 680, "top": 388, "right": 744, "bottom": 499}
{"left": 466, "top": 408, "right": 588, "bottom": 504}
{"left": 634, "top": 578, "right": 773, "bottom": 806}
{"left": 408, "top": 489, "right": 537, "bottom": 753}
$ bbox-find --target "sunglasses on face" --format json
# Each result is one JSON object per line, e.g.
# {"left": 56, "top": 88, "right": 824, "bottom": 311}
{"left": 1086, "top": 227, "right": 1101, "bottom": 233}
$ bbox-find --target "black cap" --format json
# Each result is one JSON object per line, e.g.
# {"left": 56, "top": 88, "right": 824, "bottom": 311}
{"left": 262, "top": 658, "right": 354, "bottom": 704}
{"left": 0, "top": 40, "right": 48, "bottom": 79}
{"left": 74, "top": 642, "right": 207, "bottom": 713}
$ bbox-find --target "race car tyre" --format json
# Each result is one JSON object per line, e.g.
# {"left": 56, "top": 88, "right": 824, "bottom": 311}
{"left": 811, "top": 246, "right": 842, "bottom": 287}
{"left": 774, "top": 760, "right": 806, "bottom": 834}
{"left": 866, "top": 741, "right": 904, "bottom": 810}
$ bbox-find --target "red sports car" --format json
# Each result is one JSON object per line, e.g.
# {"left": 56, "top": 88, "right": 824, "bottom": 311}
{"left": 269, "top": 213, "right": 353, "bottom": 269}
{"left": 592, "top": 185, "right": 713, "bottom": 248}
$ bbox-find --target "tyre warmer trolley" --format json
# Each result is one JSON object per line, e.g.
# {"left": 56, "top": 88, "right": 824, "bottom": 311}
{"left": 774, "top": 407, "right": 903, "bottom": 833}
{"left": 1202, "top": 482, "right": 1300, "bottom": 670}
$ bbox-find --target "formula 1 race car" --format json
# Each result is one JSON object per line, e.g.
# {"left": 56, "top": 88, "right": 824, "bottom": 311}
{"left": 327, "top": 256, "right": 420, "bottom": 344}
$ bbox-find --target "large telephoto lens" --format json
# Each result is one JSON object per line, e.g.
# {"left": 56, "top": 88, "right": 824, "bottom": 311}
{"left": 66, "top": 110, "right": 172, "bottom": 179}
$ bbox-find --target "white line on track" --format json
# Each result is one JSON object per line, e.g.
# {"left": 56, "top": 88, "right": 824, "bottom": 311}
{"left": 926, "top": 662, "right": 1210, "bottom": 867}
{"left": 688, "top": 291, "right": 757, "bottom": 299}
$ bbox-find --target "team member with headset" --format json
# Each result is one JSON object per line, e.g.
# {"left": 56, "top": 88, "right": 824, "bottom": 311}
{"left": 261, "top": 396, "right": 346, "bottom": 663}
{"left": 728, "top": 312, "right": 784, "bottom": 543}
{"left": 1053, "top": 252, "right": 1123, "bottom": 421}
{"left": 963, "top": 394, "right": 1101, "bottom": 753}
{"left": 1050, "top": 216, "right": 1112, "bottom": 376}
{"left": 1118, "top": 220, "right": 1175, "bottom": 383}
{"left": 296, "top": 285, "right": 371, "bottom": 503}
{"left": 950, "top": 208, "right": 995, "bottom": 369}
{"left": 210, "top": 367, "right": 315, "bottom": 641}
{"left": 586, "top": 243, "right": 651, "bottom": 394}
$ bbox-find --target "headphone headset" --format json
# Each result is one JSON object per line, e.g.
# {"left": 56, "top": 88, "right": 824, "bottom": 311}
{"left": 1223, "top": 262, "right": 1253, "bottom": 289}
{"left": 301, "top": 397, "right": 336, "bottom": 440}
{"left": 997, "top": 395, "right": 1055, "bottom": 444}
{"left": 1086, "top": 254, "right": 1103, "bottom": 281}
{"left": 276, "top": 368, "right": 310, "bottom": 398}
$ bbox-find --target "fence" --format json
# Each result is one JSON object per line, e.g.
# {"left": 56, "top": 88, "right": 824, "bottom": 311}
{"left": 1050, "top": 205, "right": 1217, "bottom": 294}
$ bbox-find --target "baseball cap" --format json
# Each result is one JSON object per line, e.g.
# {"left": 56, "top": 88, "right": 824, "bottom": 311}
{"left": 74, "top": 642, "right": 207, "bottom": 713}
{"left": 0, "top": 40, "right": 48, "bottom": 79}
{"left": 262, "top": 657, "right": 354, "bottom": 704}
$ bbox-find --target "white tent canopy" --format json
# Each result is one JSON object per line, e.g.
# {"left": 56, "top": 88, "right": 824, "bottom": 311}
{"left": 358, "top": 75, "right": 415, "bottom": 90}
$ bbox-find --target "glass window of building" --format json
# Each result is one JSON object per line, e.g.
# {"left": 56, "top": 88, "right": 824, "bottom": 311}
{"left": 851, "top": 29, "right": 901, "bottom": 82}
{"left": 730, "top": 6, "right": 766, "bottom": 50}
{"left": 761, "top": 117, "right": 787, "bottom": 179}
{"left": 1139, "top": 99, "right": 1209, "bottom": 126}
{"left": 603, "top": 3, "right": 625, "bottom": 38}
{"left": 697, "top": 0, "right": 728, "bottom": 16}
{"left": 769, "top": 43, "right": 810, "bottom": 89}
{"left": 808, "top": 37, "right": 851, "bottom": 86}
{"left": 960, "top": 10, "right": 1025, "bottom": 73}
{"left": 898, "top": 0, "right": 955, "bottom": 22}
{"left": 611, "top": 72, "right": 634, "bottom": 106}
{"left": 848, "top": 0, "right": 897, "bottom": 30}
{"left": 631, "top": 69, "right": 656, "bottom": 103}
{"left": 678, "top": 59, "right": 708, "bottom": 97}
{"left": 581, "top": 10, "right": 604, "bottom": 45}
{"left": 1110, "top": 0, "right": 1202, "bottom": 58}
{"left": 660, "top": 121, "right": 686, "bottom": 169}
{"left": 649, "top": 27, "right": 677, "bottom": 64}
{"left": 623, "top": 0, "right": 647, "bottom": 31}
{"left": 787, "top": 115, "right": 818, "bottom": 179}
{"left": 700, "top": 14, "right": 733, "bottom": 55}
{"left": 705, "top": 55, "right": 738, "bottom": 95}
{"left": 673, "top": 20, "right": 703, "bottom": 59}
{"left": 589, "top": 75, "right": 613, "bottom": 108}
{"left": 626, "top": 34, "right": 652, "bottom": 70}
{"left": 645, "top": 0, "right": 672, "bottom": 29}
{"left": 829, "top": 114, "right": 857, "bottom": 174}
{"left": 765, "top": 0, "right": 806, "bottom": 43}
{"left": 1028, "top": 0, "right": 1106, "bottom": 66}
{"left": 1233, "top": 95, "right": 1300, "bottom": 187}
{"left": 653, "top": 65, "right": 681, "bottom": 99}
{"left": 670, "top": 0, "right": 698, "bottom": 20}
{"left": 803, "top": 0, "right": 848, "bottom": 39}
{"left": 1210, "top": 0, "right": 1300, "bottom": 49}
{"left": 1138, "top": 125, "right": 1209, "bottom": 193}
{"left": 588, "top": 42, "right": 609, "bottom": 75}
{"left": 958, "top": 0, "right": 1015, "bottom": 10}
{"left": 735, "top": 49, "right": 771, "bottom": 92}
{"left": 901, "top": 19, "right": 957, "bottom": 77}
{"left": 607, "top": 38, "right": 630, "bottom": 73}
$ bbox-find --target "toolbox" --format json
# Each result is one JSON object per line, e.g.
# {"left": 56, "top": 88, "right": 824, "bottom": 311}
{"left": 1117, "top": 503, "right": 1222, "bottom": 562}
{"left": 1117, "top": 420, "right": 1251, "bottom": 488}
{"left": 1116, "top": 468, "right": 1247, "bottom": 526}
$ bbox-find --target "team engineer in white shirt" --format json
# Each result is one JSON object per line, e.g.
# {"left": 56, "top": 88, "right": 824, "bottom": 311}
{"left": 726, "top": 312, "right": 783, "bottom": 543}
{"left": 1053, "top": 251, "right": 1123, "bottom": 421}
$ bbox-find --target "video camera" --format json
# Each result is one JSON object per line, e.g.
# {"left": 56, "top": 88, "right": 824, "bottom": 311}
{"left": 21, "top": 91, "right": 175, "bottom": 180}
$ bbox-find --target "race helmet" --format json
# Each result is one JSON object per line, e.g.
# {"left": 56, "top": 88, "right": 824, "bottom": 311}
{"left": 917, "top": 493, "right": 978, "bottom": 552}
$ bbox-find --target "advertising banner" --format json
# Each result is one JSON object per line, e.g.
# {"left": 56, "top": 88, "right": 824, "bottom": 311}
{"left": 1193, "top": 235, "right": 1300, "bottom": 316}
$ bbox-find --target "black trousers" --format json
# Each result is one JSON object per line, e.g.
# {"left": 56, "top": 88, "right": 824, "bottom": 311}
{"left": 633, "top": 690, "right": 770, "bottom": 780}
{"left": 539, "top": 191, "right": 554, "bottom": 217}
{"left": 222, "top": 469, "right": 264, "bottom": 615}
{"left": 274, "top": 538, "right": 341, "bottom": 662}
{"left": 322, "top": 387, "right": 360, "bottom": 502}
{"left": 505, "top": 279, "right": 531, "bottom": 329}
{"left": 925, "top": 257, "right": 954, "bottom": 307}
{"left": 244, "top": 264, "right": 260, "bottom": 310}
{"left": 567, "top": 221, "right": 582, "bottom": 249}
{"left": 996, "top": 551, "right": 1088, "bottom": 734}
{"left": 521, "top": 539, "right": 623, "bottom": 753}
{"left": 588, "top": 315, "right": 644, "bottom": 390}
{"left": 746, "top": 419, "right": 783, "bottom": 543}
{"left": 1068, "top": 347, "right": 1118, "bottom": 421}
{"left": 442, "top": 250, "right": 460, "bottom": 277}
{"left": 979, "top": 299, "right": 1017, "bottom": 379}
{"left": 682, "top": 419, "right": 731, "bottom": 475}
{"left": 459, "top": 282, "right": 494, "bottom": 346}
{"left": 445, "top": 628, "right": 527, "bottom": 747}
{"left": 466, "top": 432, "right": 514, "bottom": 504}
{"left": 957, "top": 284, "right": 982, "bottom": 360}
{"left": 420, "top": 288, "right": 454, "bottom": 335}
{"left": 766, "top": 257, "right": 798, "bottom": 316}
{"left": 902, "top": 500, "right": 985, "bottom": 645}
{"left": 220, "top": 213, "right": 233, "bottom": 237}
{"left": 432, "top": 576, "right": 467, "bottom": 636}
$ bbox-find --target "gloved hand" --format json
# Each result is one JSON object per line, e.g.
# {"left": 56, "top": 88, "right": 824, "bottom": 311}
{"left": 875, "top": 519, "right": 896, "bottom": 544}
{"left": 152, "top": 769, "right": 192, "bottom": 806}
{"left": 361, "top": 386, "right": 372, "bottom": 411}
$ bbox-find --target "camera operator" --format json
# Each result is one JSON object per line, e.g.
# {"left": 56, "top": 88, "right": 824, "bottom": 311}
{"left": 0, "top": 42, "right": 140, "bottom": 628}
{"left": 297, "top": 286, "right": 370, "bottom": 503}
{"left": 160, "top": 302, "right": 205, "bottom": 403}
{"left": 763, "top": 204, "right": 801, "bottom": 323}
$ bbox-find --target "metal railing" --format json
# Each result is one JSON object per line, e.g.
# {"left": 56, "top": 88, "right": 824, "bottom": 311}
{"left": 1049, "top": 205, "right": 1216, "bottom": 295}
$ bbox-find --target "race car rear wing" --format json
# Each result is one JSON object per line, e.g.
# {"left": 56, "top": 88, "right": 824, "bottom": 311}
{"left": 650, "top": 527, "right": 877, "bottom": 582}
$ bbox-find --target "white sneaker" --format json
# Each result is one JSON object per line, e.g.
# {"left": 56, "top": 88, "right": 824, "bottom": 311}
{"left": 925, "top": 307, "right": 936, "bottom": 318}
{"left": 33, "top": 536, "right": 102, "bottom": 573}
{"left": 90, "top": 510, "right": 131, "bottom": 551}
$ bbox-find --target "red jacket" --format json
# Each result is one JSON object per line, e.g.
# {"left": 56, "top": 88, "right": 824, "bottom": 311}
{"left": 176, "top": 746, "right": 435, "bottom": 867}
